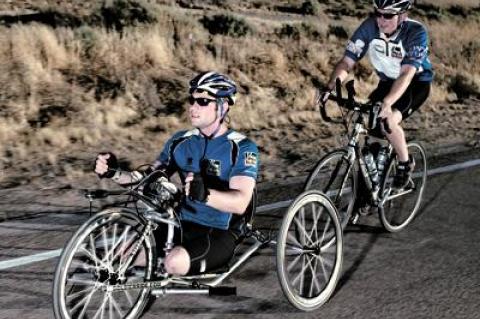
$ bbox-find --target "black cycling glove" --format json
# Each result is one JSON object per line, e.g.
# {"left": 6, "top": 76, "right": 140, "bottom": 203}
{"left": 96, "top": 152, "right": 118, "bottom": 179}
{"left": 188, "top": 173, "right": 210, "bottom": 202}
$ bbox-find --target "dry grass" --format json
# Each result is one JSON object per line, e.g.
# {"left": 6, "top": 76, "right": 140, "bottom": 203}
{"left": 0, "top": 0, "right": 479, "bottom": 186}
{"left": 421, "top": 0, "right": 480, "bottom": 8}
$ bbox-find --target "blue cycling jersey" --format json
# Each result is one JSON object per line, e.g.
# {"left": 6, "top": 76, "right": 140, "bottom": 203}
{"left": 345, "top": 17, "right": 433, "bottom": 82}
{"left": 157, "top": 128, "right": 259, "bottom": 230}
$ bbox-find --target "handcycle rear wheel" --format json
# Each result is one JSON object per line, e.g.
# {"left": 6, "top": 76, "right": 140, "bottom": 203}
{"left": 304, "top": 149, "right": 357, "bottom": 229}
{"left": 276, "top": 190, "right": 343, "bottom": 311}
{"left": 379, "top": 141, "right": 427, "bottom": 232}
{"left": 53, "top": 208, "right": 156, "bottom": 319}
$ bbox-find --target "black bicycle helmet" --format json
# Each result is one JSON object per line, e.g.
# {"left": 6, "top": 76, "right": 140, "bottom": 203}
{"left": 189, "top": 71, "right": 237, "bottom": 105}
{"left": 373, "top": 0, "right": 412, "bottom": 13}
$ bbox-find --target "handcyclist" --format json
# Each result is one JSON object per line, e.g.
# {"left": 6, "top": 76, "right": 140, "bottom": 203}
{"left": 317, "top": 0, "right": 433, "bottom": 189}
{"left": 94, "top": 71, "right": 259, "bottom": 276}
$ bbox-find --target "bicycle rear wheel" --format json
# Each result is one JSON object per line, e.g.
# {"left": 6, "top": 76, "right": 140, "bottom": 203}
{"left": 276, "top": 190, "right": 343, "bottom": 311}
{"left": 378, "top": 142, "right": 427, "bottom": 232}
{"left": 304, "top": 149, "right": 357, "bottom": 229}
{"left": 53, "top": 208, "right": 156, "bottom": 319}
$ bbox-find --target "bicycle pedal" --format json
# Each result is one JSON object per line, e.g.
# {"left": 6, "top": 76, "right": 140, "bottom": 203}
{"left": 349, "top": 213, "right": 360, "bottom": 225}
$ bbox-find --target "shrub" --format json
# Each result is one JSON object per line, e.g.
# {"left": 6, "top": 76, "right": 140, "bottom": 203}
{"left": 328, "top": 25, "right": 348, "bottom": 39}
{"left": 200, "top": 14, "right": 251, "bottom": 37}
{"left": 98, "top": 0, "right": 156, "bottom": 32}
{"left": 449, "top": 74, "right": 480, "bottom": 100}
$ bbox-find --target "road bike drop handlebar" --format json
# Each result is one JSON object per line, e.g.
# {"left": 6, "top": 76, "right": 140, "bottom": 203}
{"left": 319, "top": 78, "right": 392, "bottom": 134}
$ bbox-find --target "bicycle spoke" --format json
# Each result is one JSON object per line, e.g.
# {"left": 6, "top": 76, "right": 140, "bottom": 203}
{"left": 66, "top": 286, "right": 95, "bottom": 302}
{"left": 89, "top": 234, "right": 99, "bottom": 269}
{"left": 307, "top": 203, "right": 319, "bottom": 245}
{"left": 101, "top": 226, "right": 110, "bottom": 264}
{"left": 314, "top": 253, "right": 334, "bottom": 282}
{"left": 286, "top": 231, "right": 302, "bottom": 248}
{"left": 319, "top": 215, "right": 332, "bottom": 246}
{"left": 124, "top": 290, "right": 134, "bottom": 307}
{"left": 118, "top": 234, "right": 146, "bottom": 275}
{"left": 67, "top": 273, "right": 99, "bottom": 286}
{"left": 293, "top": 216, "right": 315, "bottom": 247}
{"left": 70, "top": 287, "right": 97, "bottom": 319}
{"left": 292, "top": 254, "right": 312, "bottom": 288}
{"left": 287, "top": 253, "right": 303, "bottom": 273}
{"left": 307, "top": 254, "right": 319, "bottom": 297}
{"left": 70, "top": 259, "right": 97, "bottom": 272}
{"left": 79, "top": 246, "right": 110, "bottom": 270}
{"left": 108, "top": 227, "right": 134, "bottom": 266}
{"left": 91, "top": 293, "right": 108, "bottom": 319}
{"left": 108, "top": 293, "right": 113, "bottom": 319}
{"left": 284, "top": 242, "right": 304, "bottom": 256}
{"left": 110, "top": 293, "right": 125, "bottom": 318}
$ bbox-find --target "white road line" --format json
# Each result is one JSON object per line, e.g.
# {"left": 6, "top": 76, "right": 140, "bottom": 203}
{"left": 0, "top": 158, "right": 479, "bottom": 271}
{"left": 0, "top": 249, "right": 62, "bottom": 270}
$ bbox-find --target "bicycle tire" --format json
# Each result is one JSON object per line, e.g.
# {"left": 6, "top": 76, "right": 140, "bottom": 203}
{"left": 304, "top": 149, "right": 357, "bottom": 229}
{"left": 276, "top": 190, "right": 343, "bottom": 311}
{"left": 378, "top": 142, "right": 427, "bottom": 232}
{"left": 53, "top": 208, "right": 156, "bottom": 319}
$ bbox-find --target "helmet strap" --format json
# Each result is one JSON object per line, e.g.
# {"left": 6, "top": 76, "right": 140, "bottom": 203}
{"left": 198, "top": 98, "right": 226, "bottom": 140}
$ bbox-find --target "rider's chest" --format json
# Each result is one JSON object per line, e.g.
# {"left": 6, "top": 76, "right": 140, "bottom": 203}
{"left": 174, "top": 141, "right": 231, "bottom": 178}
{"left": 369, "top": 38, "right": 405, "bottom": 60}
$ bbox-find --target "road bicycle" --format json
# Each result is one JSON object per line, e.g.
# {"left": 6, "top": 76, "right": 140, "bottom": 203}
{"left": 52, "top": 168, "right": 344, "bottom": 318}
{"left": 303, "top": 79, "right": 427, "bottom": 232}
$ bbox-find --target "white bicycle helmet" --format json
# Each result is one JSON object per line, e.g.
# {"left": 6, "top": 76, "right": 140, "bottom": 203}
{"left": 189, "top": 71, "right": 237, "bottom": 105}
{"left": 373, "top": 0, "right": 412, "bottom": 13}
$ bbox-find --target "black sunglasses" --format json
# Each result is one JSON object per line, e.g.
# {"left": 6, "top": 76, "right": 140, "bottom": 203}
{"left": 188, "top": 96, "right": 216, "bottom": 107}
{"left": 374, "top": 10, "right": 398, "bottom": 20}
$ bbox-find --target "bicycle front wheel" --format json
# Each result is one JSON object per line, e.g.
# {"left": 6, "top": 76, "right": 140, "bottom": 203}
{"left": 379, "top": 142, "right": 427, "bottom": 232}
{"left": 304, "top": 149, "right": 357, "bottom": 229}
{"left": 53, "top": 208, "right": 156, "bottom": 319}
{"left": 276, "top": 190, "right": 343, "bottom": 311}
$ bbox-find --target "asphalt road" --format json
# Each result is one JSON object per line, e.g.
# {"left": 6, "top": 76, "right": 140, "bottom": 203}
{"left": 0, "top": 164, "right": 479, "bottom": 319}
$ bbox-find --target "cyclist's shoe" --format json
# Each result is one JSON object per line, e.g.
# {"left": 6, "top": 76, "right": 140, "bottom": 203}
{"left": 392, "top": 156, "right": 415, "bottom": 190}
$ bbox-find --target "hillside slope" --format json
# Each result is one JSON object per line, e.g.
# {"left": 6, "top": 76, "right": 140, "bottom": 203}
{"left": 0, "top": 0, "right": 479, "bottom": 188}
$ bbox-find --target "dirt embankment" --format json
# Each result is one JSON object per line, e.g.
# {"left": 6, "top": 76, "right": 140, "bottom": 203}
{"left": 0, "top": 0, "right": 479, "bottom": 191}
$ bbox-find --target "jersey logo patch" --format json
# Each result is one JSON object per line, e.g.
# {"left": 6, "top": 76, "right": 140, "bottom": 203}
{"left": 346, "top": 39, "right": 365, "bottom": 58}
{"left": 244, "top": 152, "right": 257, "bottom": 167}
{"left": 205, "top": 159, "right": 221, "bottom": 176}
{"left": 391, "top": 46, "right": 403, "bottom": 59}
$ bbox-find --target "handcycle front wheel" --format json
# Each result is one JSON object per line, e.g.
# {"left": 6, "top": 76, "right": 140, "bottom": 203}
{"left": 276, "top": 190, "right": 343, "bottom": 311}
{"left": 304, "top": 149, "right": 357, "bottom": 230}
{"left": 378, "top": 141, "right": 427, "bottom": 232}
{"left": 53, "top": 208, "right": 156, "bottom": 319}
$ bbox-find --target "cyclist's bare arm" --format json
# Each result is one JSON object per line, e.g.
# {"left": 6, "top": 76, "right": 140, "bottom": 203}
{"left": 382, "top": 64, "right": 417, "bottom": 108}
{"left": 95, "top": 154, "right": 163, "bottom": 185}
{"left": 327, "top": 56, "right": 356, "bottom": 90}
{"left": 185, "top": 174, "right": 256, "bottom": 215}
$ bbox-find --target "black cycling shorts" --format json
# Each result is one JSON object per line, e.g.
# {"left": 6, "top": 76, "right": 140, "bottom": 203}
{"left": 153, "top": 220, "right": 236, "bottom": 275}
{"left": 369, "top": 79, "right": 431, "bottom": 120}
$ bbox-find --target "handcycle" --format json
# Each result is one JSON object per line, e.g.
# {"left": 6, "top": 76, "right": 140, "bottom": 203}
{"left": 303, "top": 79, "right": 427, "bottom": 232}
{"left": 52, "top": 167, "right": 344, "bottom": 318}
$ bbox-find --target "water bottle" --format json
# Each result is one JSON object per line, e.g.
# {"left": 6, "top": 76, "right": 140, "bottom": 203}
{"left": 376, "top": 147, "right": 388, "bottom": 179}
{"left": 364, "top": 151, "right": 379, "bottom": 186}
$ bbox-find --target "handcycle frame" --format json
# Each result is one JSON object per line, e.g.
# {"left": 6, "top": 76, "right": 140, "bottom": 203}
{"left": 83, "top": 172, "right": 272, "bottom": 296}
